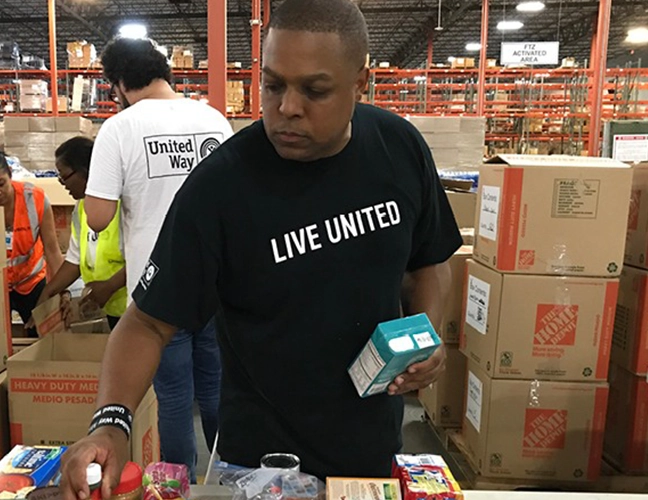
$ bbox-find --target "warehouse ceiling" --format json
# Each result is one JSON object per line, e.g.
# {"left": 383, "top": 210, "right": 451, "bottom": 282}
{"left": 1, "top": 0, "right": 648, "bottom": 70}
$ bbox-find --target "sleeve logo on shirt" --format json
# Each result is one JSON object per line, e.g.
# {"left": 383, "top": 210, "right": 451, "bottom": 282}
{"left": 144, "top": 132, "right": 224, "bottom": 179}
{"left": 139, "top": 260, "right": 160, "bottom": 290}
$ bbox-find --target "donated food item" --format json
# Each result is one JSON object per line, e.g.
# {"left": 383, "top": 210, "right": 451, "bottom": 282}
{"left": 25, "top": 486, "right": 60, "bottom": 500}
{"left": 0, "top": 446, "right": 66, "bottom": 500}
{"left": 110, "top": 462, "right": 143, "bottom": 500}
{"left": 349, "top": 314, "right": 442, "bottom": 397}
{"left": 326, "top": 478, "right": 402, "bottom": 500}
{"left": 143, "top": 463, "right": 189, "bottom": 500}
{"left": 209, "top": 461, "right": 324, "bottom": 500}
{"left": 86, "top": 463, "right": 101, "bottom": 500}
{"left": 391, "top": 455, "right": 463, "bottom": 500}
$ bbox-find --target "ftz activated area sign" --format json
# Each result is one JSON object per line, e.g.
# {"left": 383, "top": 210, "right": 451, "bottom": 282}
{"left": 500, "top": 42, "right": 559, "bottom": 65}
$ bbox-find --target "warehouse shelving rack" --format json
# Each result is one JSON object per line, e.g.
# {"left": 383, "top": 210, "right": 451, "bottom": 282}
{"left": 1, "top": 65, "right": 647, "bottom": 155}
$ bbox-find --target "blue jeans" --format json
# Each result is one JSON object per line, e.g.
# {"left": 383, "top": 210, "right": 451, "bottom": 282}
{"left": 153, "top": 317, "right": 221, "bottom": 482}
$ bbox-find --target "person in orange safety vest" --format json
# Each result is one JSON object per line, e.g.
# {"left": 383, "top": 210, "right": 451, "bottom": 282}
{"left": 0, "top": 152, "right": 64, "bottom": 337}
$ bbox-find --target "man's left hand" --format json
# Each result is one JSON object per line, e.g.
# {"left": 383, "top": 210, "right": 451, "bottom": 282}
{"left": 388, "top": 344, "right": 447, "bottom": 396}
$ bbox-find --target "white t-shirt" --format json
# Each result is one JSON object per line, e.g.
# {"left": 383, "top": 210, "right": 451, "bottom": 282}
{"left": 86, "top": 98, "right": 233, "bottom": 295}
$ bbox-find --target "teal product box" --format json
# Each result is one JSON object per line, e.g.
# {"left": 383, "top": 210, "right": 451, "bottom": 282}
{"left": 348, "top": 314, "right": 442, "bottom": 398}
{"left": 0, "top": 445, "right": 67, "bottom": 496}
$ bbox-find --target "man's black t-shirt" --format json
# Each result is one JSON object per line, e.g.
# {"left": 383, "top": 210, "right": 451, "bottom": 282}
{"left": 133, "top": 104, "right": 462, "bottom": 479}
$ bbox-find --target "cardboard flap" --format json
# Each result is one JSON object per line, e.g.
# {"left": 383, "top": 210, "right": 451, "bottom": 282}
{"left": 441, "top": 178, "right": 474, "bottom": 192}
{"left": 486, "top": 154, "right": 630, "bottom": 168}
{"left": 31, "top": 295, "right": 66, "bottom": 337}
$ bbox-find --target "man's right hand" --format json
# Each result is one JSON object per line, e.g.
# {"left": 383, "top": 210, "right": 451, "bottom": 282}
{"left": 60, "top": 427, "right": 129, "bottom": 500}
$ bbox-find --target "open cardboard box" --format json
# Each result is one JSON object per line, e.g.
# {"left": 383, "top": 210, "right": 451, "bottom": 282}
{"left": 31, "top": 294, "right": 109, "bottom": 337}
{"left": 7, "top": 334, "right": 159, "bottom": 466}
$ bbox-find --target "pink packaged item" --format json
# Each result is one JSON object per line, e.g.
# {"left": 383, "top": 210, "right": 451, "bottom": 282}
{"left": 143, "top": 463, "right": 190, "bottom": 500}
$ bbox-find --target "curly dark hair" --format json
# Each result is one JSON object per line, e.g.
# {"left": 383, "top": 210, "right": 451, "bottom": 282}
{"left": 55, "top": 137, "right": 94, "bottom": 178}
{"left": 101, "top": 37, "right": 172, "bottom": 91}
{"left": 267, "top": 0, "right": 369, "bottom": 69}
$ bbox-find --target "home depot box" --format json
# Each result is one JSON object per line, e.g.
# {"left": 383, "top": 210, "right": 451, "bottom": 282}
{"left": 7, "top": 334, "right": 160, "bottom": 467}
{"left": 605, "top": 363, "right": 648, "bottom": 473}
{"left": 418, "top": 346, "right": 467, "bottom": 428}
{"left": 625, "top": 162, "right": 648, "bottom": 269}
{"left": 440, "top": 246, "right": 472, "bottom": 343}
{"left": 0, "top": 373, "right": 10, "bottom": 458}
{"left": 460, "top": 259, "right": 617, "bottom": 381}
{"left": 446, "top": 191, "right": 477, "bottom": 229}
{"left": 462, "top": 360, "right": 608, "bottom": 482}
{"left": 612, "top": 265, "right": 648, "bottom": 376}
{"left": 473, "top": 155, "right": 632, "bottom": 276}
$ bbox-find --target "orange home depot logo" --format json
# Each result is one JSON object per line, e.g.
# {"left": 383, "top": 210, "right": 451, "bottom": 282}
{"left": 523, "top": 408, "right": 568, "bottom": 449}
{"left": 628, "top": 189, "right": 641, "bottom": 231}
{"left": 534, "top": 304, "right": 579, "bottom": 346}
{"left": 518, "top": 250, "right": 535, "bottom": 268}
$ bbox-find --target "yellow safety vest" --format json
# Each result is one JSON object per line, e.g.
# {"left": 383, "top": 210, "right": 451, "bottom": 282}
{"left": 71, "top": 199, "right": 127, "bottom": 317}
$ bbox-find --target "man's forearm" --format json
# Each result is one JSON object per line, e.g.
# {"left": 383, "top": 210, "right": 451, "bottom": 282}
{"left": 42, "top": 262, "right": 81, "bottom": 300}
{"left": 403, "top": 261, "right": 452, "bottom": 330}
{"left": 97, "top": 304, "right": 176, "bottom": 412}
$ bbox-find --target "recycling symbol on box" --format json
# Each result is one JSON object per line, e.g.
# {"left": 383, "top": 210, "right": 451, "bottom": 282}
{"left": 583, "top": 367, "right": 593, "bottom": 377}
{"left": 574, "top": 469, "right": 584, "bottom": 478}
{"left": 607, "top": 262, "right": 618, "bottom": 274}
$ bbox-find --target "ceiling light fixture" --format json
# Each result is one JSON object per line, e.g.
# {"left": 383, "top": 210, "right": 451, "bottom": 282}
{"left": 516, "top": 1, "right": 545, "bottom": 12}
{"left": 497, "top": 20, "right": 524, "bottom": 31}
{"left": 626, "top": 27, "right": 648, "bottom": 44}
{"left": 435, "top": 0, "right": 444, "bottom": 31}
{"left": 466, "top": 42, "right": 482, "bottom": 51}
{"left": 119, "top": 23, "right": 148, "bottom": 39}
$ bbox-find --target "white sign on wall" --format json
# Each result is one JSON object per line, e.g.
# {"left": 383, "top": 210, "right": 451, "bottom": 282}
{"left": 500, "top": 42, "right": 560, "bottom": 65}
{"left": 612, "top": 134, "right": 648, "bottom": 163}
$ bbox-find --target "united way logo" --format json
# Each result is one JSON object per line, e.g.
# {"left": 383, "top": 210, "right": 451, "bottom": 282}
{"left": 200, "top": 137, "right": 221, "bottom": 159}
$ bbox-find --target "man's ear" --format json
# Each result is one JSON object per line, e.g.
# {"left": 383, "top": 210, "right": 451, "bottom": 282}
{"left": 355, "top": 66, "right": 370, "bottom": 101}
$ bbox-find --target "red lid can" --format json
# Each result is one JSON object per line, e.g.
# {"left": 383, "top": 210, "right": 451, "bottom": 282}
{"left": 111, "top": 462, "right": 143, "bottom": 496}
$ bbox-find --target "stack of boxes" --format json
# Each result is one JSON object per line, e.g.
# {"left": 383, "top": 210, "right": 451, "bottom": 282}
{"left": 419, "top": 184, "right": 476, "bottom": 428}
{"left": 227, "top": 81, "right": 246, "bottom": 114}
{"left": 3, "top": 116, "right": 93, "bottom": 172}
{"left": 18, "top": 80, "right": 48, "bottom": 113}
{"left": 171, "top": 46, "right": 194, "bottom": 69}
{"left": 605, "top": 161, "right": 648, "bottom": 473}
{"left": 460, "top": 155, "right": 632, "bottom": 482}
{"left": 66, "top": 41, "right": 96, "bottom": 68}
{"left": 408, "top": 116, "right": 486, "bottom": 170}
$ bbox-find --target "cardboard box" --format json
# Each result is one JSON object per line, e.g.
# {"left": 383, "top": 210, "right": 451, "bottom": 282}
{"left": 327, "top": 478, "right": 401, "bottom": 500}
{"left": 446, "top": 190, "right": 477, "bottom": 228}
{"left": 473, "top": 155, "right": 632, "bottom": 276}
{"left": 54, "top": 116, "right": 93, "bottom": 135}
{"left": 28, "top": 118, "right": 56, "bottom": 133}
{"left": 3, "top": 117, "right": 30, "bottom": 133}
{"left": 46, "top": 97, "right": 69, "bottom": 114}
{"left": 31, "top": 294, "right": 108, "bottom": 337}
{"left": 0, "top": 269, "right": 11, "bottom": 371}
{"left": 0, "top": 373, "right": 10, "bottom": 458}
{"left": 625, "top": 162, "right": 648, "bottom": 269}
{"left": 19, "top": 96, "right": 46, "bottom": 112}
{"left": 18, "top": 80, "right": 47, "bottom": 96}
{"left": 418, "top": 346, "right": 467, "bottom": 428}
{"left": 349, "top": 314, "right": 442, "bottom": 397}
{"left": 462, "top": 360, "right": 608, "bottom": 482}
{"left": 7, "top": 334, "right": 160, "bottom": 466}
{"left": 612, "top": 265, "right": 648, "bottom": 376}
{"left": 605, "top": 363, "right": 648, "bottom": 473}
{"left": 460, "top": 259, "right": 618, "bottom": 381}
{"left": 439, "top": 246, "right": 472, "bottom": 343}
{"left": 29, "top": 179, "right": 75, "bottom": 206}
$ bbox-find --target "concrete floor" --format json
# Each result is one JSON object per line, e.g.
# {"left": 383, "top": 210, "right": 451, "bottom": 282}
{"left": 193, "top": 393, "right": 448, "bottom": 481}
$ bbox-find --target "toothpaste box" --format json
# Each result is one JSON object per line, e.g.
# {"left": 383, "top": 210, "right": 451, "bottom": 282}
{"left": 349, "top": 314, "right": 442, "bottom": 398}
{"left": 0, "top": 445, "right": 66, "bottom": 498}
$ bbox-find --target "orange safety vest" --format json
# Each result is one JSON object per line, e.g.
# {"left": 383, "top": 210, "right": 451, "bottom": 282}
{"left": 7, "top": 181, "right": 47, "bottom": 294}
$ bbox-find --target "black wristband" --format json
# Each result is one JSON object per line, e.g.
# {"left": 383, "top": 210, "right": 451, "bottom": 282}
{"left": 88, "top": 404, "right": 133, "bottom": 439}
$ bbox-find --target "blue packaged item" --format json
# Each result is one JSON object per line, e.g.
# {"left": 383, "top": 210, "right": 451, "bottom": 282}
{"left": 0, "top": 445, "right": 67, "bottom": 497}
{"left": 348, "top": 314, "right": 442, "bottom": 398}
